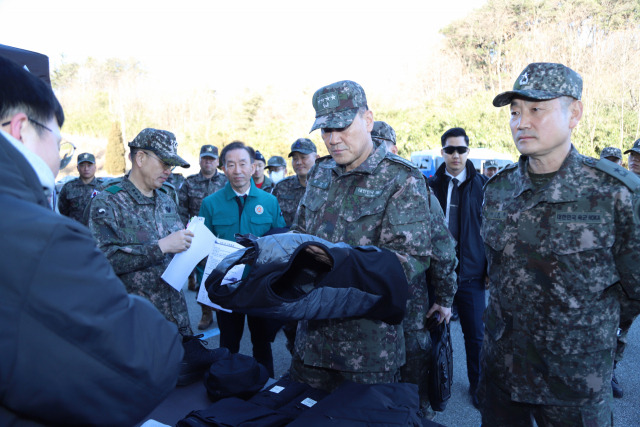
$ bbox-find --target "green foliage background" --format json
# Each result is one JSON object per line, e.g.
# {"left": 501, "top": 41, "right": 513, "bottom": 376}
{"left": 52, "top": 0, "right": 640, "bottom": 168}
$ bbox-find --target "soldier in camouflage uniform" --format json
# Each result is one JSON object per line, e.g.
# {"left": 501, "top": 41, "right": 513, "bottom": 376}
{"left": 480, "top": 63, "right": 640, "bottom": 426}
{"left": 178, "top": 144, "right": 227, "bottom": 225}
{"left": 624, "top": 138, "right": 640, "bottom": 176}
{"left": 600, "top": 147, "right": 622, "bottom": 166}
{"left": 272, "top": 138, "right": 317, "bottom": 226}
{"left": 178, "top": 144, "right": 227, "bottom": 329}
{"left": 89, "top": 128, "right": 195, "bottom": 336}
{"left": 371, "top": 120, "right": 397, "bottom": 155}
{"left": 266, "top": 155, "right": 287, "bottom": 185}
{"left": 483, "top": 159, "right": 499, "bottom": 178}
{"left": 289, "top": 80, "right": 456, "bottom": 395}
{"left": 57, "top": 152, "right": 103, "bottom": 225}
{"left": 252, "top": 150, "right": 275, "bottom": 192}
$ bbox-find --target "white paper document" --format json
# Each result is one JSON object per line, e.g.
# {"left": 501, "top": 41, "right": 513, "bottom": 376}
{"left": 161, "top": 217, "right": 214, "bottom": 291}
{"left": 196, "top": 237, "right": 246, "bottom": 313}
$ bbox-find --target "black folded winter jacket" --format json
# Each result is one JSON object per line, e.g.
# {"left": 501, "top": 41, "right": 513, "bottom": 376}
{"left": 204, "top": 233, "right": 408, "bottom": 324}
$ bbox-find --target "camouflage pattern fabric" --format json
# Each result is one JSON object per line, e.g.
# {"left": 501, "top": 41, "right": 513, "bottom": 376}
{"left": 178, "top": 171, "right": 228, "bottom": 225}
{"left": 271, "top": 175, "right": 306, "bottom": 226}
{"left": 401, "top": 187, "right": 457, "bottom": 415}
{"left": 624, "top": 138, "right": 640, "bottom": 155}
{"left": 288, "top": 138, "right": 317, "bottom": 156}
{"left": 291, "top": 141, "right": 457, "bottom": 378}
{"left": 57, "top": 176, "right": 103, "bottom": 224}
{"left": 128, "top": 128, "right": 190, "bottom": 168}
{"left": 168, "top": 172, "right": 186, "bottom": 191}
{"left": 310, "top": 80, "right": 368, "bottom": 132}
{"left": 88, "top": 176, "right": 193, "bottom": 335}
{"left": 371, "top": 121, "right": 396, "bottom": 146}
{"left": 600, "top": 147, "right": 622, "bottom": 160}
{"left": 480, "top": 146, "right": 640, "bottom": 406}
{"left": 493, "top": 62, "right": 582, "bottom": 107}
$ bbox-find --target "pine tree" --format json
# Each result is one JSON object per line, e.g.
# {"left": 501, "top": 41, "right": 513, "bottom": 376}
{"left": 105, "top": 121, "right": 126, "bottom": 175}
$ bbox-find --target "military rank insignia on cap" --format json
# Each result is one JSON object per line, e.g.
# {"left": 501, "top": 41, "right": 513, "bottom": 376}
{"left": 600, "top": 147, "right": 622, "bottom": 160}
{"left": 493, "top": 63, "right": 583, "bottom": 107}
{"left": 288, "top": 138, "right": 317, "bottom": 157}
{"left": 310, "top": 80, "right": 368, "bottom": 133}
{"left": 77, "top": 153, "right": 95, "bottom": 164}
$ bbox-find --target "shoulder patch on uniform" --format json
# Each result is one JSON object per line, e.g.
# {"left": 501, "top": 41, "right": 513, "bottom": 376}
{"left": 105, "top": 185, "right": 123, "bottom": 194}
{"left": 588, "top": 158, "right": 640, "bottom": 192}
{"left": 386, "top": 153, "right": 417, "bottom": 171}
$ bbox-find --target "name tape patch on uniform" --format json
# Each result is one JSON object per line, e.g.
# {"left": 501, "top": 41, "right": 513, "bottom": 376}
{"left": 555, "top": 212, "right": 603, "bottom": 223}
{"left": 485, "top": 211, "right": 507, "bottom": 220}
{"left": 354, "top": 187, "right": 383, "bottom": 198}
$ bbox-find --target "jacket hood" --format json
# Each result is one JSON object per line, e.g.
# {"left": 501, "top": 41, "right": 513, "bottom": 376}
{"left": 0, "top": 131, "right": 51, "bottom": 209}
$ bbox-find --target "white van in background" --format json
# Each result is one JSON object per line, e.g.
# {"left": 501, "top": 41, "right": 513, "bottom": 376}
{"left": 411, "top": 147, "right": 514, "bottom": 178}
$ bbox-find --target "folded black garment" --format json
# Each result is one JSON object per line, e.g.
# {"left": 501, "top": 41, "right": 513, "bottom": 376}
{"left": 249, "top": 378, "right": 328, "bottom": 418}
{"left": 287, "top": 381, "right": 422, "bottom": 426}
{"left": 205, "top": 234, "right": 408, "bottom": 324}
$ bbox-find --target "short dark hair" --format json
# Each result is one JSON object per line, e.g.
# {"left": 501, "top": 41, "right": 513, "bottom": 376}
{"left": 441, "top": 127, "right": 469, "bottom": 147}
{"left": 220, "top": 141, "right": 256, "bottom": 165}
{"left": 0, "top": 56, "right": 65, "bottom": 132}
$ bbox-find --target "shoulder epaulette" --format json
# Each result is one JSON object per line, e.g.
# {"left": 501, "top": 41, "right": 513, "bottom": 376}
{"left": 105, "top": 185, "right": 123, "bottom": 194}
{"left": 586, "top": 157, "right": 640, "bottom": 193}
{"left": 386, "top": 153, "right": 417, "bottom": 171}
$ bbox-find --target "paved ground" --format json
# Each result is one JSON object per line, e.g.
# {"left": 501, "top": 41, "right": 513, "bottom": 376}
{"left": 185, "top": 288, "right": 640, "bottom": 426}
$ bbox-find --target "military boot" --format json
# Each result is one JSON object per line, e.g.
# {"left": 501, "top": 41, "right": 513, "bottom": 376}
{"left": 198, "top": 304, "right": 214, "bottom": 330}
{"left": 612, "top": 363, "right": 623, "bottom": 398}
{"left": 187, "top": 271, "right": 197, "bottom": 291}
{"left": 178, "top": 334, "right": 229, "bottom": 386}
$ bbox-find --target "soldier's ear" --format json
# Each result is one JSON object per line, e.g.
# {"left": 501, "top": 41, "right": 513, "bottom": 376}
{"left": 363, "top": 110, "right": 374, "bottom": 132}
{"left": 568, "top": 100, "right": 583, "bottom": 130}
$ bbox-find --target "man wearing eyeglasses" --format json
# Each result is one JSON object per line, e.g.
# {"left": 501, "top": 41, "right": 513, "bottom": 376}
{"left": 428, "top": 127, "right": 488, "bottom": 409}
{"left": 0, "top": 56, "right": 184, "bottom": 425}
{"left": 57, "top": 152, "right": 103, "bottom": 225}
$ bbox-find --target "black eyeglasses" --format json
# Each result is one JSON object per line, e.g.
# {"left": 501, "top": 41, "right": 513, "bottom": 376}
{"left": 144, "top": 150, "right": 176, "bottom": 172}
{"left": 2, "top": 117, "right": 54, "bottom": 133}
{"left": 443, "top": 146, "right": 469, "bottom": 155}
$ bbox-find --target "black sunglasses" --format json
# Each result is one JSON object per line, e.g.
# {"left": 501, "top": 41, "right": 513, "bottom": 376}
{"left": 443, "top": 146, "right": 469, "bottom": 155}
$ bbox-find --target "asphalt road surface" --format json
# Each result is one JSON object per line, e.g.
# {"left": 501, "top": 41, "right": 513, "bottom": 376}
{"left": 185, "top": 288, "right": 640, "bottom": 426}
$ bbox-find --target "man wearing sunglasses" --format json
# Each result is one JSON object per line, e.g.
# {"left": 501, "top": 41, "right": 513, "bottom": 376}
{"left": 0, "top": 56, "right": 184, "bottom": 425}
{"left": 428, "top": 127, "right": 488, "bottom": 410}
{"left": 480, "top": 63, "right": 640, "bottom": 426}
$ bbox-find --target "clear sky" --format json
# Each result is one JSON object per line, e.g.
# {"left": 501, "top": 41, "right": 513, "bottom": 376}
{"left": 0, "top": 0, "right": 485, "bottom": 93}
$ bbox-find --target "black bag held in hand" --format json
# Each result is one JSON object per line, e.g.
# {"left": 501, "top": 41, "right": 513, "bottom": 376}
{"left": 427, "top": 313, "right": 453, "bottom": 412}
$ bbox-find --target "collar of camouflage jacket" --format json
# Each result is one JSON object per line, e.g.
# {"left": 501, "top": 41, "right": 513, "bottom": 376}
{"left": 513, "top": 145, "right": 581, "bottom": 203}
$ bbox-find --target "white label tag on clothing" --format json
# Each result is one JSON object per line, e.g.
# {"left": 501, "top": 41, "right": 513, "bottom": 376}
{"left": 270, "top": 385, "right": 284, "bottom": 393}
{"left": 300, "top": 398, "right": 317, "bottom": 407}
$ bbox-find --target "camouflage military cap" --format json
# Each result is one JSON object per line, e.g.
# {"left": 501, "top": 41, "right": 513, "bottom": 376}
{"left": 288, "top": 138, "right": 317, "bottom": 157}
{"left": 371, "top": 121, "right": 396, "bottom": 145}
{"left": 266, "top": 155, "right": 286, "bottom": 169}
{"left": 200, "top": 145, "right": 219, "bottom": 159}
{"left": 77, "top": 152, "right": 95, "bottom": 164}
{"left": 600, "top": 147, "right": 622, "bottom": 160}
{"left": 128, "top": 128, "right": 190, "bottom": 168}
{"left": 310, "top": 80, "right": 368, "bottom": 133}
{"left": 624, "top": 138, "right": 640, "bottom": 155}
{"left": 484, "top": 159, "right": 499, "bottom": 169}
{"left": 493, "top": 63, "right": 583, "bottom": 107}
{"left": 255, "top": 150, "right": 266, "bottom": 163}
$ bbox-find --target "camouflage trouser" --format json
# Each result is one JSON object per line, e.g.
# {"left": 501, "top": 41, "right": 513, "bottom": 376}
{"left": 141, "top": 286, "right": 193, "bottom": 336}
{"left": 289, "top": 356, "right": 400, "bottom": 393}
{"left": 479, "top": 378, "right": 613, "bottom": 427}
{"left": 400, "top": 328, "right": 433, "bottom": 415}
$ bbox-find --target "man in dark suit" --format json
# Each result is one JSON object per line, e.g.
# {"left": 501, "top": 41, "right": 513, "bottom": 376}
{"left": 428, "top": 127, "right": 488, "bottom": 409}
